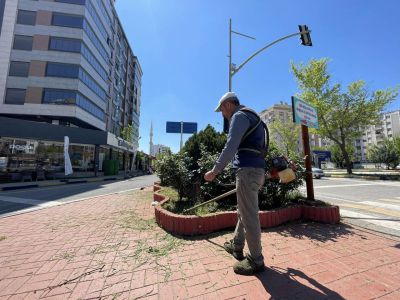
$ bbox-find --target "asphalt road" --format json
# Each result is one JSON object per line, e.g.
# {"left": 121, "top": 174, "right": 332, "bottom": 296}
{"left": 302, "top": 177, "right": 400, "bottom": 238}
{"left": 0, "top": 174, "right": 158, "bottom": 217}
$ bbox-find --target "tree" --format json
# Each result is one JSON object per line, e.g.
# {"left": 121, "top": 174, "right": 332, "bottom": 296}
{"left": 329, "top": 143, "right": 355, "bottom": 168}
{"left": 291, "top": 58, "right": 398, "bottom": 174}
{"left": 394, "top": 137, "right": 400, "bottom": 157}
{"left": 120, "top": 124, "right": 133, "bottom": 143}
{"left": 367, "top": 139, "right": 399, "bottom": 169}
{"left": 181, "top": 125, "right": 226, "bottom": 173}
{"left": 269, "top": 118, "right": 300, "bottom": 156}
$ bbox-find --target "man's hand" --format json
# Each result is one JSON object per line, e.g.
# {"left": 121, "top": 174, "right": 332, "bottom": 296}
{"left": 204, "top": 170, "right": 217, "bottom": 182}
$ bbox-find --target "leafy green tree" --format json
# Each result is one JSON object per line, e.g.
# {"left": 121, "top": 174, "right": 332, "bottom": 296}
{"left": 394, "top": 137, "right": 400, "bottom": 157}
{"left": 120, "top": 124, "right": 133, "bottom": 142}
{"left": 291, "top": 58, "right": 398, "bottom": 174}
{"left": 329, "top": 143, "right": 355, "bottom": 168}
{"left": 181, "top": 124, "right": 226, "bottom": 172}
{"left": 367, "top": 140, "right": 399, "bottom": 169}
{"left": 269, "top": 119, "right": 300, "bottom": 156}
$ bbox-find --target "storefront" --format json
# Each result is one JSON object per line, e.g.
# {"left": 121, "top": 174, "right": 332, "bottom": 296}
{"left": 0, "top": 116, "right": 137, "bottom": 182}
{"left": 0, "top": 138, "right": 96, "bottom": 181}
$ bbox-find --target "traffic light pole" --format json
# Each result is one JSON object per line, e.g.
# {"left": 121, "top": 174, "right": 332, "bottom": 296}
{"left": 180, "top": 121, "right": 183, "bottom": 151}
{"left": 225, "top": 20, "right": 311, "bottom": 132}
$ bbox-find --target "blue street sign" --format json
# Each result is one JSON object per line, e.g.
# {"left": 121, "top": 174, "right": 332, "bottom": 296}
{"left": 166, "top": 122, "right": 197, "bottom": 134}
{"left": 183, "top": 122, "right": 197, "bottom": 134}
{"left": 166, "top": 122, "right": 181, "bottom": 133}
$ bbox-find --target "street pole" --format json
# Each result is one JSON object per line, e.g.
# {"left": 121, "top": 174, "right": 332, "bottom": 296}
{"left": 224, "top": 19, "right": 311, "bottom": 132}
{"left": 228, "top": 18, "right": 232, "bottom": 92}
{"left": 180, "top": 121, "right": 183, "bottom": 151}
{"left": 223, "top": 19, "right": 233, "bottom": 133}
{"left": 301, "top": 124, "right": 314, "bottom": 200}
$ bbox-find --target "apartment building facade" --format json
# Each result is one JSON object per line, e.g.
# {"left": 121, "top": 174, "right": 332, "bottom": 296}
{"left": 259, "top": 101, "right": 328, "bottom": 153}
{"left": 355, "top": 110, "right": 400, "bottom": 161}
{"left": 0, "top": 0, "right": 142, "bottom": 180}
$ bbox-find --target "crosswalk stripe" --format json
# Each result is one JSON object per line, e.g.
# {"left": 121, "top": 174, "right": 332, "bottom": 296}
{"left": 313, "top": 183, "right": 376, "bottom": 189}
{"left": 378, "top": 198, "right": 400, "bottom": 204}
{"left": 340, "top": 209, "right": 400, "bottom": 232}
{"left": 361, "top": 201, "right": 400, "bottom": 212}
{"left": 338, "top": 202, "right": 400, "bottom": 218}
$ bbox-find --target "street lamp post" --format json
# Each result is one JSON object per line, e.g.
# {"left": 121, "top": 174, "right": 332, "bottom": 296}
{"left": 224, "top": 19, "right": 312, "bottom": 132}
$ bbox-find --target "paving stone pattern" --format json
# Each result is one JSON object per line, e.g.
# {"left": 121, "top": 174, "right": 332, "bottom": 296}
{"left": 0, "top": 188, "right": 399, "bottom": 299}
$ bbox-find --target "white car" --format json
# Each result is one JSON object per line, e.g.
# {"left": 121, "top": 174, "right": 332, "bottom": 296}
{"left": 312, "top": 167, "right": 325, "bottom": 179}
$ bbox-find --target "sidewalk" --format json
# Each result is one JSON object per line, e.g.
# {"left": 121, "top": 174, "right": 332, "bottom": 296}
{"left": 0, "top": 188, "right": 399, "bottom": 299}
{"left": 0, "top": 172, "right": 147, "bottom": 192}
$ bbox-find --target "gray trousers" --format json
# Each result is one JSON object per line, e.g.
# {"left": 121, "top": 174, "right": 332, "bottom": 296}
{"left": 233, "top": 167, "right": 265, "bottom": 265}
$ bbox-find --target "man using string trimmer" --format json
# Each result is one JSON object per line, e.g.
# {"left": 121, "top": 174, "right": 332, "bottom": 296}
{"left": 204, "top": 91, "right": 269, "bottom": 276}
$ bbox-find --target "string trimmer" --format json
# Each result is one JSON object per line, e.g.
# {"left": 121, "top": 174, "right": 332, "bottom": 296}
{"left": 183, "top": 187, "right": 236, "bottom": 214}
{"left": 183, "top": 156, "right": 301, "bottom": 214}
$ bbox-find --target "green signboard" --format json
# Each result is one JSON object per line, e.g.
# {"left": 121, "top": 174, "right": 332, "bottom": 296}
{"left": 292, "top": 96, "right": 319, "bottom": 129}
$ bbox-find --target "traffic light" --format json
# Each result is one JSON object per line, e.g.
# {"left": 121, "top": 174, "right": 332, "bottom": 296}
{"left": 298, "top": 25, "right": 312, "bottom": 46}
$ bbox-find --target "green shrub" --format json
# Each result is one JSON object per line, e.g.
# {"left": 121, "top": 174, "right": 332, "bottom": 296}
{"left": 155, "top": 125, "right": 307, "bottom": 213}
{"left": 153, "top": 152, "right": 193, "bottom": 200}
{"left": 181, "top": 124, "right": 226, "bottom": 173}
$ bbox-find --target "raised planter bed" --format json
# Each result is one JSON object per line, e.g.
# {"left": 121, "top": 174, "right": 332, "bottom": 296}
{"left": 153, "top": 183, "right": 340, "bottom": 236}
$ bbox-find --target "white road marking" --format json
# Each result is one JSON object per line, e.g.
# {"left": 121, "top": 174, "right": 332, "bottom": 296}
{"left": 312, "top": 183, "right": 377, "bottom": 189}
{"left": 378, "top": 198, "right": 400, "bottom": 204}
{"left": 340, "top": 209, "right": 400, "bottom": 232}
{"left": 360, "top": 201, "right": 400, "bottom": 212}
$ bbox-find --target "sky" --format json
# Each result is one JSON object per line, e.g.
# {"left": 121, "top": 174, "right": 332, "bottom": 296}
{"left": 115, "top": 0, "right": 400, "bottom": 154}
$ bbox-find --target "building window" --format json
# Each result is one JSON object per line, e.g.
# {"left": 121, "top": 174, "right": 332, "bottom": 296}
{"left": 13, "top": 35, "right": 33, "bottom": 51}
{"left": 17, "top": 10, "right": 36, "bottom": 25}
{"left": 52, "top": 13, "right": 84, "bottom": 28}
{"left": 49, "top": 36, "right": 81, "bottom": 52}
{"left": 0, "top": 0, "right": 5, "bottom": 35}
{"left": 55, "top": 0, "right": 86, "bottom": 4}
{"left": 43, "top": 88, "right": 105, "bottom": 120}
{"left": 48, "top": 37, "right": 107, "bottom": 81}
{"left": 78, "top": 68, "right": 107, "bottom": 101}
{"left": 82, "top": 20, "right": 109, "bottom": 61}
{"left": 9, "top": 61, "right": 30, "bottom": 77}
{"left": 46, "top": 62, "right": 80, "bottom": 78}
{"left": 45, "top": 63, "right": 106, "bottom": 101}
{"left": 86, "top": 0, "right": 108, "bottom": 40}
{"left": 5, "top": 88, "right": 26, "bottom": 105}
{"left": 81, "top": 43, "right": 108, "bottom": 81}
{"left": 43, "top": 89, "right": 76, "bottom": 105}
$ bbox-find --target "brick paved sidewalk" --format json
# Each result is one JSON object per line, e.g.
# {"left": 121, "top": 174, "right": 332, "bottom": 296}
{"left": 0, "top": 188, "right": 399, "bottom": 300}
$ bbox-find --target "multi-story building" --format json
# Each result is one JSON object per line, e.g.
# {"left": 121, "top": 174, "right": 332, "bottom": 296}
{"left": 151, "top": 144, "right": 171, "bottom": 156}
{"left": 0, "top": 0, "right": 142, "bottom": 180}
{"left": 259, "top": 101, "right": 328, "bottom": 153}
{"left": 355, "top": 110, "right": 400, "bottom": 161}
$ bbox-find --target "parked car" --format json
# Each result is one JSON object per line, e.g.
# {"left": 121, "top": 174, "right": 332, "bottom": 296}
{"left": 312, "top": 167, "right": 325, "bottom": 179}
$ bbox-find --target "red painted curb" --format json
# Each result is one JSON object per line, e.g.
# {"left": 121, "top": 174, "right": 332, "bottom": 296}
{"left": 153, "top": 183, "right": 340, "bottom": 235}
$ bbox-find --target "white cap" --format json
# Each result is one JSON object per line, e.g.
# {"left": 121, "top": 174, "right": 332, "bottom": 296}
{"left": 215, "top": 92, "right": 239, "bottom": 112}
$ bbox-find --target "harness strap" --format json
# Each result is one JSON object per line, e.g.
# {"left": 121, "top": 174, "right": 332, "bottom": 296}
{"left": 236, "top": 107, "right": 269, "bottom": 156}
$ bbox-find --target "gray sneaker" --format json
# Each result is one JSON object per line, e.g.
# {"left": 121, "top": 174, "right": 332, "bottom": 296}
{"left": 233, "top": 255, "right": 265, "bottom": 276}
{"left": 223, "top": 239, "right": 245, "bottom": 261}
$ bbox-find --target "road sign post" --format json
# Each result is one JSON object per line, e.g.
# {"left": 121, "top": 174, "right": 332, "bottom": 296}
{"left": 166, "top": 121, "right": 198, "bottom": 151}
{"left": 292, "top": 96, "right": 319, "bottom": 201}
